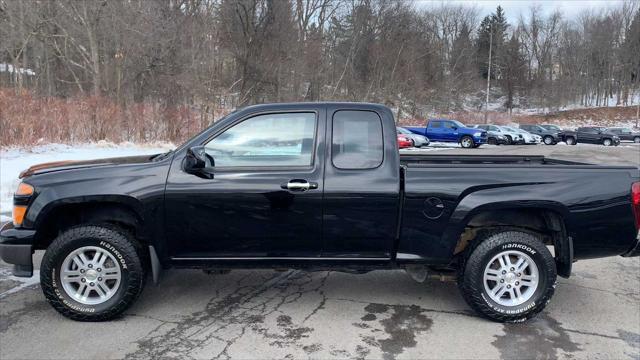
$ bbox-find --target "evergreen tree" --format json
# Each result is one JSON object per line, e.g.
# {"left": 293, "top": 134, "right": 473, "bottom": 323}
{"left": 476, "top": 6, "right": 509, "bottom": 80}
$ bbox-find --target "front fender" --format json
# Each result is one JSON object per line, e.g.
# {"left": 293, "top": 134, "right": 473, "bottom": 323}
{"left": 30, "top": 195, "right": 145, "bottom": 230}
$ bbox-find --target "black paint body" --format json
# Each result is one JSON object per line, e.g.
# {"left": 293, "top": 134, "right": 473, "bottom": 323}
{"left": 2, "top": 103, "right": 639, "bottom": 275}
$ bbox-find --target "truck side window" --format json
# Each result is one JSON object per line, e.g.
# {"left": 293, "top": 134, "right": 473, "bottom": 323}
{"left": 204, "top": 112, "right": 316, "bottom": 167}
{"left": 332, "top": 110, "right": 383, "bottom": 170}
{"left": 430, "top": 121, "right": 441, "bottom": 128}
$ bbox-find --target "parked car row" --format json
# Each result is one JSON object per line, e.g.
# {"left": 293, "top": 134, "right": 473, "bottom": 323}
{"left": 399, "top": 120, "right": 640, "bottom": 149}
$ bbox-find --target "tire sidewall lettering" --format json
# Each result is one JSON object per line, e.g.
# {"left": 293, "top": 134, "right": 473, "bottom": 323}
{"left": 501, "top": 243, "right": 536, "bottom": 255}
{"left": 99, "top": 241, "right": 128, "bottom": 269}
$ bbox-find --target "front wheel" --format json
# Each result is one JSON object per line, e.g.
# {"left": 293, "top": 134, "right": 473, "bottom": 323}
{"left": 504, "top": 135, "right": 513, "bottom": 145}
{"left": 458, "top": 230, "right": 557, "bottom": 322}
{"left": 603, "top": 138, "right": 612, "bottom": 146}
{"left": 460, "top": 136, "right": 474, "bottom": 148}
{"left": 40, "top": 225, "right": 146, "bottom": 321}
{"left": 634, "top": 137, "right": 640, "bottom": 143}
{"left": 543, "top": 136, "right": 555, "bottom": 145}
{"left": 565, "top": 137, "right": 576, "bottom": 145}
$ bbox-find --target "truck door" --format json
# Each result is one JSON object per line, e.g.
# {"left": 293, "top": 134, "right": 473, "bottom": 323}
{"left": 442, "top": 121, "right": 459, "bottom": 141}
{"left": 579, "top": 128, "right": 598, "bottom": 143}
{"left": 164, "top": 108, "right": 325, "bottom": 258}
{"left": 427, "top": 121, "right": 443, "bottom": 141}
{"left": 322, "top": 107, "right": 400, "bottom": 258}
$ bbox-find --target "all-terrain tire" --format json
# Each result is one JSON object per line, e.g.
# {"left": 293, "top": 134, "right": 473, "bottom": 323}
{"left": 565, "top": 137, "right": 576, "bottom": 145}
{"left": 40, "top": 225, "right": 146, "bottom": 321}
{"left": 458, "top": 230, "right": 557, "bottom": 322}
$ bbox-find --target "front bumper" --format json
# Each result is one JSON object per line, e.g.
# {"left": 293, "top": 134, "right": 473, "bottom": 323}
{"left": 622, "top": 230, "right": 640, "bottom": 257}
{"left": 0, "top": 222, "right": 35, "bottom": 277}
{"left": 472, "top": 135, "right": 487, "bottom": 144}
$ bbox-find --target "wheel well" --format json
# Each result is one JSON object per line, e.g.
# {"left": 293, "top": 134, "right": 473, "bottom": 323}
{"left": 34, "top": 202, "right": 144, "bottom": 250}
{"left": 454, "top": 208, "right": 572, "bottom": 277}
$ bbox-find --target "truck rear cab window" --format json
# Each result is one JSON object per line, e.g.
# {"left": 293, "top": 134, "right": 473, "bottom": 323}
{"left": 332, "top": 110, "right": 383, "bottom": 169}
{"left": 204, "top": 112, "right": 316, "bottom": 167}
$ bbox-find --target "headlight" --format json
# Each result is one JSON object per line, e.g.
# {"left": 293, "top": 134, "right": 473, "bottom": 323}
{"left": 498, "top": 135, "right": 505, "bottom": 139}
{"left": 16, "top": 183, "right": 34, "bottom": 196}
{"left": 13, "top": 182, "right": 34, "bottom": 226}
{"left": 474, "top": 132, "right": 482, "bottom": 137}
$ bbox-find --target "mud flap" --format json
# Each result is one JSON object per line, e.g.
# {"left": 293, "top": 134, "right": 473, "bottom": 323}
{"left": 149, "top": 245, "right": 162, "bottom": 285}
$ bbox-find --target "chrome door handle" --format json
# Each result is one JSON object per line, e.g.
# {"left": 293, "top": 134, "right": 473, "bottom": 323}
{"left": 281, "top": 180, "right": 318, "bottom": 192}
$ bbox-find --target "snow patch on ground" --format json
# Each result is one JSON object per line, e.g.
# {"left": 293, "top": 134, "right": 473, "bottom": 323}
{"left": 0, "top": 141, "right": 174, "bottom": 216}
{"left": 0, "top": 268, "right": 40, "bottom": 297}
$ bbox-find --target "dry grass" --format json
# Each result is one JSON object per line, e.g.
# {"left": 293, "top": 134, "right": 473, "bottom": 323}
{"left": 0, "top": 89, "right": 228, "bottom": 147}
{"left": 2, "top": 89, "right": 638, "bottom": 147}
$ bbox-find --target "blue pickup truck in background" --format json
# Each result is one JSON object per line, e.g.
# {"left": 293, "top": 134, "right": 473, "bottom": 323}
{"left": 406, "top": 119, "right": 487, "bottom": 148}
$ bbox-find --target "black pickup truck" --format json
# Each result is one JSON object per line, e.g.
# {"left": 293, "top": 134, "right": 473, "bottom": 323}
{"left": 2, "top": 103, "right": 639, "bottom": 323}
{"left": 561, "top": 126, "right": 621, "bottom": 146}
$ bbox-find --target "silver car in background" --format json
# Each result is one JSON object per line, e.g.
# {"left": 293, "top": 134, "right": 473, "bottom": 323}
{"left": 502, "top": 126, "right": 539, "bottom": 145}
{"left": 397, "top": 127, "right": 430, "bottom": 147}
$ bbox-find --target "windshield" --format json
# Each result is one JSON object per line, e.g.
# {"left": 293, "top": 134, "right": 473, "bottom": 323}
{"left": 451, "top": 120, "right": 465, "bottom": 128}
{"left": 503, "top": 126, "right": 518, "bottom": 132}
{"left": 544, "top": 124, "right": 562, "bottom": 131}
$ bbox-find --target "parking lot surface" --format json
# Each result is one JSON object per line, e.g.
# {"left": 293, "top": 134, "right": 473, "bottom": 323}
{"left": 1, "top": 143, "right": 639, "bottom": 359}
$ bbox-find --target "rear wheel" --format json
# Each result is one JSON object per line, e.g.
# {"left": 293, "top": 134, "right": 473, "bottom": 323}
{"left": 565, "top": 137, "right": 576, "bottom": 145}
{"left": 460, "top": 136, "right": 474, "bottom": 149}
{"left": 40, "top": 225, "right": 146, "bottom": 321}
{"left": 634, "top": 137, "right": 640, "bottom": 143}
{"left": 543, "top": 136, "right": 555, "bottom": 145}
{"left": 458, "top": 230, "right": 557, "bottom": 322}
{"left": 488, "top": 137, "right": 497, "bottom": 145}
{"left": 603, "top": 138, "right": 612, "bottom": 146}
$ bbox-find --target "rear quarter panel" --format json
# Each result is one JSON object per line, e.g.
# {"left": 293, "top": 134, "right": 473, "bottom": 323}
{"left": 399, "top": 165, "right": 640, "bottom": 264}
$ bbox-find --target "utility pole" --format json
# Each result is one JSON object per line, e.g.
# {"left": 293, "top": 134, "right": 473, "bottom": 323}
{"left": 484, "top": 23, "right": 493, "bottom": 124}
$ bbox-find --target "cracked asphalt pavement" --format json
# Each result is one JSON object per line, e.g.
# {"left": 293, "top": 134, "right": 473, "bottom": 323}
{"left": 1, "top": 143, "right": 639, "bottom": 359}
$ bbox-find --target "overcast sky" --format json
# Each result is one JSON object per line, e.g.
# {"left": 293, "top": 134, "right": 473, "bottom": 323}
{"left": 416, "top": 0, "right": 624, "bottom": 22}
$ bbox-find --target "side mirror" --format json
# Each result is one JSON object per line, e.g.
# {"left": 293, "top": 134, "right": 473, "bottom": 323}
{"left": 184, "top": 146, "right": 213, "bottom": 179}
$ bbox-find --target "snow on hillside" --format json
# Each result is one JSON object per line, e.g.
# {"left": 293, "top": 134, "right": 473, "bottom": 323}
{"left": 0, "top": 141, "right": 174, "bottom": 221}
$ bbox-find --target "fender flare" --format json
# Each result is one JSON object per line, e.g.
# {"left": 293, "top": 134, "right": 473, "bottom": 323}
{"left": 443, "top": 195, "right": 573, "bottom": 277}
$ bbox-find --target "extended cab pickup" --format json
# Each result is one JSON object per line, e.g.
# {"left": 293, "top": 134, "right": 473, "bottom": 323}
{"left": 1, "top": 102, "right": 639, "bottom": 322}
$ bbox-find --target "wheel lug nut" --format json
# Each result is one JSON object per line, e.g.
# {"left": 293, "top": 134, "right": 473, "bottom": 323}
{"left": 88, "top": 264, "right": 93, "bottom": 268}
{"left": 98, "top": 277, "right": 102, "bottom": 281}
{"left": 500, "top": 279, "right": 504, "bottom": 283}
{"left": 90, "top": 282, "right": 95, "bottom": 286}
{"left": 517, "top": 273, "right": 521, "bottom": 277}
{"left": 515, "top": 281, "right": 520, "bottom": 285}
{"left": 507, "top": 285, "right": 511, "bottom": 289}
{"left": 97, "top": 268, "right": 102, "bottom": 272}
{"left": 510, "top": 267, "right": 515, "bottom": 271}
{"left": 80, "top": 269, "right": 85, "bottom": 273}
{"left": 502, "top": 270, "right": 506, "bottom": 274}
{"left": 81, "top": 278, "right": 86, "bottom": 283}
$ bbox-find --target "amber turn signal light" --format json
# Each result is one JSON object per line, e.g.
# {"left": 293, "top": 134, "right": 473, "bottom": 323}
{"left": 12, "top": 205, "right": 27, "bottom": 226}
{"left": 16, "top": 183, "right": 34, "bottom": 196}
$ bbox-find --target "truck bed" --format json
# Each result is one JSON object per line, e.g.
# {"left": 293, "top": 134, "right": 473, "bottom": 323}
{"left": 400, "top": 154, "right": 587, "bottom": 166}
{"left": 397, "top": 154, "right": 640, "bottom": 264}
{"left": 400, "top": 153, "right": 637, "bottom": 170}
